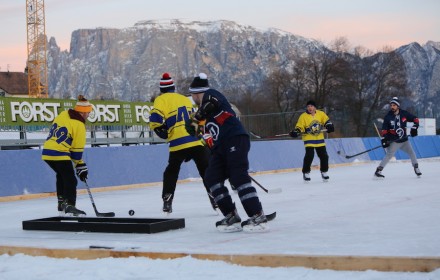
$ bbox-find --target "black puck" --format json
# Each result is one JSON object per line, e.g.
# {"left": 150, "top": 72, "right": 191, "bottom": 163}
{"left": 128, "top": 210, "right": 135, "bottom": 216}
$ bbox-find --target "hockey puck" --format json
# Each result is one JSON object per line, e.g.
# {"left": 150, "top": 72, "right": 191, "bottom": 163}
{"left": 128, "top": 210, "right": 135, "bottom": 216}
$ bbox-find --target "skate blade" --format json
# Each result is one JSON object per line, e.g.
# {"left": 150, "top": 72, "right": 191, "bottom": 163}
{"left": 373, "top": 176, "right": 385, "bottom": 180}
{"left": 322, "top": 179, "right": 329, "bottom": 183}
{"left": 243, "top": 223, "right": 270, "bottom": 233}
{"left": 216, "top": 223, "right": 243, "bottom": 233}
{"left": 64, "top": 213, "right": 86, "bottom": 217}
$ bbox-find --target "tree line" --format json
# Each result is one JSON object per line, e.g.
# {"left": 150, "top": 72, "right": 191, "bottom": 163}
{"left": 227, "top": 38, "right": 411, "bottom": 138}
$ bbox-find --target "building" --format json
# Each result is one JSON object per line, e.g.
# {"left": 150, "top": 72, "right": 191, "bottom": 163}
{"left": 0, "top": 71, "right": 28, "bottom": 98}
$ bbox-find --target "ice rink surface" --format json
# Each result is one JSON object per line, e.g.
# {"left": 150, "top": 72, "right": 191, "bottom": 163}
{"left": 1, "top": 158, "right": 440, "bottom": 280}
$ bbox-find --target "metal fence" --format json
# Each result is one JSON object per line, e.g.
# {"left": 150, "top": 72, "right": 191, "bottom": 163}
{"left": 0, "top": 124, "right": 163, "bottom": 150}
{"left": 0, "top": 110, "right": 309, "bottom": 149}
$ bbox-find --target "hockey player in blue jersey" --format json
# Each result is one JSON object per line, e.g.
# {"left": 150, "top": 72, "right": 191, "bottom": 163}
{"left": 375, "top": 97, "right": 422, "bottom": 178}
{"left": 186, "top": 73, "right": 268, "bottom": 233}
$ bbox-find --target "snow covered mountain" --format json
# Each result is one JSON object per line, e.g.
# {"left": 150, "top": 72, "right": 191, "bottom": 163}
{"left": 396, "top": 41, "right": 440, "bottom": 118}
{"left": 46, "top": 19, "right": 322, "bottom": 101}
{"left": 46, "top": 19, "right": 440, "bottom": 119}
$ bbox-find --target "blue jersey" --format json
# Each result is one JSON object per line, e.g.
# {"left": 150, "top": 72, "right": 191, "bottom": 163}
{"left": 198, "top": 89, "right": 248, "bottom": 148}
{"left": 381, "top": 109, "right": 419, "bottom": 143}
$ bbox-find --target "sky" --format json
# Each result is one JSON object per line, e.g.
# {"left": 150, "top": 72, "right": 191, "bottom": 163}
{"left": 1, "top": 159, "right": 440, "bottom": 279}
{"left": 1, "top": 0, "right": 439, "bottom": 72}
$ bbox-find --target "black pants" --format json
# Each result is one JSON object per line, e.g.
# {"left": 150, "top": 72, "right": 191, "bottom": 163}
{"left": 44, "top": 160, "right": 78, "bottom": 205}
{"left": 302, "top": 146, "right": 329, "bottom": 174}
{"left": 162, "top": 145, "right": 210, "bottom": 198}
{"left": 205, "top": 135, "right": 262, "bottom": 217}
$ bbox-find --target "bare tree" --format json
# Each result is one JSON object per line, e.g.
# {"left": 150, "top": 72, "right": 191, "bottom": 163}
{"left": 345, "top": 46, "right": 409, "bottom": 136}
{"left": 302, "top": 43, "right": 349, "bottom": 108}
{"left": 261, "top": 69, "right": 294, "bottom": 113}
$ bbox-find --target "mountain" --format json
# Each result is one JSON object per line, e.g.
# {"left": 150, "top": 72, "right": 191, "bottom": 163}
{"left": 47, "top": 19, "right": 322, "bottom": 101}
{"left": 46, "top": 19, "right": 440, "bottom": 123}
{"left": 396, "top": 41, "right": 440, "bottom": 118}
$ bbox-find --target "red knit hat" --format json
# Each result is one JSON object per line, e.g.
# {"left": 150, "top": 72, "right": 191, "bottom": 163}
{"left": 159, "top": 73, "right": 175, "bottom": 93}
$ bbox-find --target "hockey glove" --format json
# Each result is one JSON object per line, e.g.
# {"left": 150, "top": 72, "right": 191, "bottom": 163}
{"left": 325, "top": 121, "right": 334, "bottom": 133}
{"left": 75, "top": 163, "right": 88, "bottom": 182}
{"left": 185, "top": 118, "right": 199, "bottom": 136}
{"left": 410, "top": 127, "right": 418, "bottom": 137}
{"left": 289, "top": 128, "right": 301, "bottom": 138}
{"left": 381, "top": 138, "right": 390, "bottom": 148}
{"left": 153, "top": 125, "right": 168, "bottom": 140}
{"left": 201, "top": 133, "right": 214, "bottom": 149}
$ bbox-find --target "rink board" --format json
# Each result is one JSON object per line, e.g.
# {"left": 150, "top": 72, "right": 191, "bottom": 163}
{"left": 22, "top": 216, "right": 185, "bottom": 234}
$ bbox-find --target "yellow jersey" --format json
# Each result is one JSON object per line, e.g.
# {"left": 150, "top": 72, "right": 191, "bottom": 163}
{"left": 149, "top": 92, "right": 203, "bottom": 152}
{"left": 42, "top": 110, "right": 87, "bottom": 166}
{"left": 295, "top": 110, "right": 329, "bottom": 147}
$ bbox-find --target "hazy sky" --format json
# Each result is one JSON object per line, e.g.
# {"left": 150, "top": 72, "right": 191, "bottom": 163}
{"left": 1, "top": 0, "right": 439, "bottom": 72}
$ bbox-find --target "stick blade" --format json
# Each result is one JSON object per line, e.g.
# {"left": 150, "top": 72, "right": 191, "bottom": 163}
{"left": 266, "top": 211, "right": 276, "bottom": 221}
{"left": 268, "top": 188, "right": 282, "bottom": 193}
{"left": 96, "top": 212, "right": 115, "bottom": 217}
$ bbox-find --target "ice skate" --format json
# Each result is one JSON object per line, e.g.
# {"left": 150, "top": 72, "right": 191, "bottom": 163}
{"left": 58, "top": 199, "right": 65, "bottom": 217}
{"left": 321, "top": 171, "right": 329, "bottom": 182}
{"left": 216, "top": 209, "right": 242, "bottom": 233}
{"left": 303, "top": 173, "right": 311, "bottom": 182}
{"left": 414, "top": 164, "right": 422, "bottom": 177}
{"left": 61, "top": 201, "right": 86, "bottom": 217}
{"left": 241, "top": 211, "right": 269, "bottom": 233}
{"left": 374, "top": 167, "right": 385, "bottom": 179}
{"left": 162, "top": 193, "right": 173, "bottom": 214}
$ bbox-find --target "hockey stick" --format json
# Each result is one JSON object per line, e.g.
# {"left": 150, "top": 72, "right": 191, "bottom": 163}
{"left": 249, "top": 176, "right": 282, "bottom": 193}
{"left": 343, "top": 145, "right": 383, "bottom": 159}
{"left": 84, "top": 180, "right": 115, "bottom": 217}
{"left": 344, "top": 136, "right": 409, "bottom": 159}
{"left": 275, "top": 129, "right": 328, "bottom": 138}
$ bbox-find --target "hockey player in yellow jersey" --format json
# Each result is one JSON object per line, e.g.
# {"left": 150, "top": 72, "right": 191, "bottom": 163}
{"left": 289, "top": 100, "right": 334, "bottom": 182}
{"left": 149, "top": 73, "right": 217, "bottom": 214}
{"left": 42, "top": 95, "right": 92, "bottom": 216}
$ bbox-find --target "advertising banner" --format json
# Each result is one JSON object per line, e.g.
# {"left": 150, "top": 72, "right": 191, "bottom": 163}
{"left": 0, "top": 97, "right": 154, "bottom": 126}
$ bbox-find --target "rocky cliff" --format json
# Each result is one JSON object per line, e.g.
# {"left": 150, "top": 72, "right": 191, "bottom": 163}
{"left": 46, "top": 19, "right": 440, "bottom": 121}
{"left": 47, "top": 19, "right": 322, "bottom": 101}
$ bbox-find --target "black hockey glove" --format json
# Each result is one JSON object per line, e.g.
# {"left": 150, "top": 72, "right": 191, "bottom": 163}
{"left": 154, "top": 125, "right": 168, "bottom": 140}
{"left": 185, "top": 118, "right": 198, "bottom": 136}
{"left": 410, "top": 127, "right": 418, "bottom": 137}
{"left": 289, "top": 128, "right": 301, "bottom": 138}
{"left": 75, "top": 163, "right": 88, "bottom": 182}
{"left": 325, "top": 121, "right": 334, "bottom": 133}
{"left": 381, "top": 138, "right": 390, "bottom": 148}
{"left": 194, "top": 96, "right": 220, "bottom": 120}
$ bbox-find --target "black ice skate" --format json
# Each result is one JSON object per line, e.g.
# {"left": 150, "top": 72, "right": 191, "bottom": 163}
{"left": 162, "top": 193, "right": 173, "bottom": 214}
{"left": 241, "top": 211, "right": 269, "bottom": 233}
{"left": 303, "top": 173, "right": 311, "bottom": 182}
{"left": 61, "top": 201, "right": 86, "bottom": 217}
{"left": 321, "top": 172, "right": 329, "bottom": 182}
{"left": 374, "top": 167, "right": 385, "bottom": 179}
{"left": 414, "top": 164, "right": 422, "bottom": 177}
{"left": 57, "top": 198, "right": 64, "bottom": 216}
{"left": 216, "top": 209, "right": 242, "bottom": 232}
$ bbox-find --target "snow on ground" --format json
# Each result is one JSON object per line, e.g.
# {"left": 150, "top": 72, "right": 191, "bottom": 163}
{"left": 1, "top": 158, "right": 440, "bottom": 279}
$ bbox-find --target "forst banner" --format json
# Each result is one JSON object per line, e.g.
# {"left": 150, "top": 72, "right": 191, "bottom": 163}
{"left": 0, "top": 97, "right": 154, "bottom": 126}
